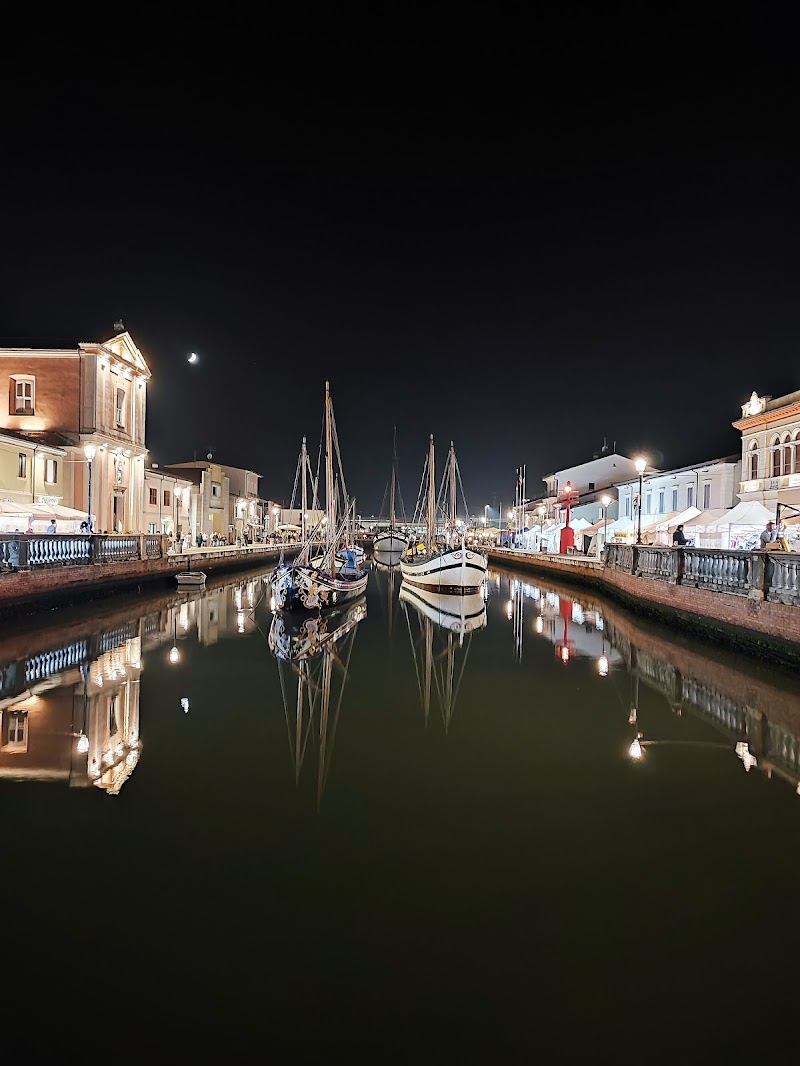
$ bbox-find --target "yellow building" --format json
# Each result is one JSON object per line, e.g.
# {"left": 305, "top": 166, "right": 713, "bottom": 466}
{"left": 0, "top": 428, "right": 69, "bottom": 532}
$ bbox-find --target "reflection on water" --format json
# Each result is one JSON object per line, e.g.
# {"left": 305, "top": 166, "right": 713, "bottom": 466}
{"left": 400, "top": 583, "right": 486, "bottom": 731}
{"left": 3, "top": 561, "right": 800, "bottom": 1056}
{"left": 269, "top": 598, "right": 366, "bottom": 808}
{"left": 0, "top": 574, "right": 266, "bottom": 793}
{"left": 497, "top": 566, "right": 800, "bottom": 792}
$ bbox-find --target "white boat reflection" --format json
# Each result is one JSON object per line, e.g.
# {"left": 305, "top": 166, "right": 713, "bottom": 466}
{"left": 268, "top": 598, "right": 366, "bottom": 807}
{"left": 400, "top": 584, "right": 486, "bottom": 731}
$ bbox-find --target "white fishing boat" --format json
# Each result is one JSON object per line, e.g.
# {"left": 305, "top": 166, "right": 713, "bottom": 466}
{"left": 400, "top": 435, "right": 488, "bottom": 593}
{"left": 270, "top": 382, "right": 370, "bottom": 611}
{"left": 175, "top": 555, "right": 206, "bottom": 589}
{"left": 373, "top": 428, "right": 408, "bottom": 558}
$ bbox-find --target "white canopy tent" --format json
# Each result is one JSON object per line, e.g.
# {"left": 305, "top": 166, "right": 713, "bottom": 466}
{"left": 0, "top": 500, "right": 33, "bottom": 533}
{"left": 653, "top": 506, "right": 701, "bottom": 545}
{"left": 681, "top": 508, "right": 729, "bottom": 547}
{"left": 710, "top": 500, "right": 775, "bottom": 550}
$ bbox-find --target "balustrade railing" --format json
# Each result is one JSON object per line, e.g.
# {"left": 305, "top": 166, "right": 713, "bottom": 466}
{"left": 603, "top": 541, "right": 798, "bottom": 606}
{"left": 0, "top": 532, "right": 170, "bottom": 571}
{"left": 765, "top": 554, "right": 800, "bottom": 607}
{"left": 681, "top": 549, "right": 753, "bottom": 596}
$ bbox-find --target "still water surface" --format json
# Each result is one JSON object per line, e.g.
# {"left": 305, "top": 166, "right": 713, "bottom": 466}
{"left": 3, "top": 562, "right": 800, "bottom": 1060}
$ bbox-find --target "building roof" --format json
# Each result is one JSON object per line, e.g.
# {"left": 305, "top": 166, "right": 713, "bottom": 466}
{"left": 614, "top": 454, "right": 739, "bottom": 487}
{"left": 1, "top": 428, "right": 74, "bottom": 452}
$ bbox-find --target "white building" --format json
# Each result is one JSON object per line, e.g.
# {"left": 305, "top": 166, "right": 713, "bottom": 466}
{"left": 615, "top": 455, "right": 741, "bottom": 534}
{"left": 532, "top": 447, "right": 642, "bottom": 525}
{"left": 732, "top": 389, "right": 800, "bottom": 519}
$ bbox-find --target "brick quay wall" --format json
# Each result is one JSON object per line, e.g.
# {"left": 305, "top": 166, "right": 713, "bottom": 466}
{"left": 0, "top": 544, "right": 296, "bottom": 620}
{"left": 488, "top": 547, "right": 800, "bottom": 668}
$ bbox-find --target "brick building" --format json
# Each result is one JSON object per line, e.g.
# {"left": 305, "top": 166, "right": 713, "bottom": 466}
{"left": 0, "top": 329, "right": 150, "bottom": 532}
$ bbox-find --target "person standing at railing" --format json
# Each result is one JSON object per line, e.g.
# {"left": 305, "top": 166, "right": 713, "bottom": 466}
{"left": 672, "top": 524, "right": 688, "bottom": 546}
{"left": 759, "top": 520, "right": 775, "bottom": 549}
{"left": 47, "top": 519, "right": 56, "bottom": 534}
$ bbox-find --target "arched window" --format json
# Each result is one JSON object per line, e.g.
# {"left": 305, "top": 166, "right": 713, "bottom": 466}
{"left": 748, "top": 439, "right": 759, "bottom": 481}
{"left": 771, "top": 436, "right": 782, "bottom": 477}
{"left": 793, "top": 431, "right": 800, "bottom": 475}
{"left": 783, "top": 433, "right": 793, "bottom": 476}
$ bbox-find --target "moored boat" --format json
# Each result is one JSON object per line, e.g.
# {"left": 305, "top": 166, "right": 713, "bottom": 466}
{"left": 270, "top": 382, "right": 369, "bottom": 611}
{"left": 400, "top": 436, "right": 487, "bottom": 593}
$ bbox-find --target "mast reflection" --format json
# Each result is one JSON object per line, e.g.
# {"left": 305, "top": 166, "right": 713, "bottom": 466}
{"left": 268, "top": 598, "right": 367, "bottom": 809}
{"left": 400, "top": 584, "right": 487, "bottom": 732}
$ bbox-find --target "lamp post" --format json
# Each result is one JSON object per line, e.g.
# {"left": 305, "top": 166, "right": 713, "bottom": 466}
{"left": 634, "top": 457, "right": 647, "bottom": 544}
{"left": 84, "top": 444, "right": 96, "bottom": 532}
{"left": 600, "top": 493, "right": 611, "bottom": 558}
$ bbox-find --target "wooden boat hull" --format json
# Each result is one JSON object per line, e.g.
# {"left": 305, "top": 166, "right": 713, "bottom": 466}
{"left": 400, "top": 546, "right": 487, "bottom": 593}
{"left": 270, "top": 562, "right": 369, "bottom": 611}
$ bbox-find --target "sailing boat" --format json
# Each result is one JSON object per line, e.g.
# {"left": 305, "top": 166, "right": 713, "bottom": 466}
{"left": 373, "top": 428, "right": 408, "bottom": 559}
{"left": 270, "top": 382, "right": 369, "bottom": 611}
{"left": 400, "top": 435, "right": 488, "bottom": 593}
{"left": 400, "top": 583, "right": 486, "bottom": 733}
{"left": 269, "top": 597, "right": 366, "bottom": 808}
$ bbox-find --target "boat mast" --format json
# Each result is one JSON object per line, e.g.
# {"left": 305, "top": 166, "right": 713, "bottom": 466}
{"left": 325, "top": 381, "right": 336, "bottom": 577}
{"left": 449, "top": 441, "right": 456, "bottom": 538}
{"left": 427, "top": 434, "right": 435, "bottom": 550}
{"left": 301, "top": 435, "right": 308, "bottom": 545}
{"left": 390, "top": 427, "right": 397, "bottom": 529}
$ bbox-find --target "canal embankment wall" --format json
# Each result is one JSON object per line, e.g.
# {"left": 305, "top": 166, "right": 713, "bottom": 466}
{"left": 0, "top": 535, "right": 296, "bottom": 619}
{"left": 487, "top": 545, "right": 800, "bottom": 667}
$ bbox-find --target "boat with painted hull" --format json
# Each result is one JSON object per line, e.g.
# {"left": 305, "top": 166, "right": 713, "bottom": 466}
{"left": 270, "top": 382, "right": 369, "bottom": 611}
{"left": 175, "top": 570, "right": 207, "bottom": 589}
{"left": 400, "top": 436, "right": 487, "bottom": 593}
{"left": 398, "top": 584, "right": 487, "bottom": 633}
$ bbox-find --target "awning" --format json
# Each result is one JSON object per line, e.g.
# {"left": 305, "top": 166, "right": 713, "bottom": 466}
{"left": 682, "top": 509, "right": 727, "bottom": 529}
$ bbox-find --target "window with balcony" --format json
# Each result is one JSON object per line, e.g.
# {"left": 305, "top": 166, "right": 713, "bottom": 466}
{"left": 782, "top": 434, "right": 793, "bottom": 476}
{"left": 748, "top": 440, "right": 759, "bottom": 481}
{"left": 115, "top": 387, "right": 126, "bottom": 428}
{"left": 11, "top": 375, "right": 35, "bottom": 415}
{"left": 18, "top": 453, "right": 27, "bottom": 479}
{"left": 164, "top": 490, "right": 171, "bottom": 507}
{"left": 703, "top": 483, "right": 711, "bottom": 509}
{"left": 149, "top": 487, "right": 158, "bottom": 506}
{"left": 44, "top": 458, "right": 58, "bottom": 484}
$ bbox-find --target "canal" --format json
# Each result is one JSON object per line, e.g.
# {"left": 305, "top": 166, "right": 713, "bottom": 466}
{"left": 3, "top": 561, "right": 800, "bottom": 1060}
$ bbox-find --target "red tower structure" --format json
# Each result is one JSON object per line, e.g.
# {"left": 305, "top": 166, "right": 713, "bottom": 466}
{"left": 559, "top": 482, "right": 579, "bottom": 554}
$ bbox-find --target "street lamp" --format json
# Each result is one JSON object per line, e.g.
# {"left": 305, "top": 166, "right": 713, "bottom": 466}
{"left": 600, "top": 493, "right": 612, "bottom": 558}
{"left": 83, "top": 444, "right": 96, "bottom": 533}
{"left": 634, "top": 457, "right": 647, "bottom": 544}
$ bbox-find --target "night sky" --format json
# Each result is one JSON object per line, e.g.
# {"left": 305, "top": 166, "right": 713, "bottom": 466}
{"left": 2, "top": 21, "right": 798, "bottom": 517}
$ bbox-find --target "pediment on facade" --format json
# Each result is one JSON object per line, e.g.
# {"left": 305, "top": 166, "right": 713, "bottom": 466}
{"left": 84, "top": 332, "right": 151, "bottom": 378}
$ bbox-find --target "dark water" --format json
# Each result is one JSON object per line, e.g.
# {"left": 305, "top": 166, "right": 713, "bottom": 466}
{"left": 3, "top": 561, "right": 800, "bottom": 1060}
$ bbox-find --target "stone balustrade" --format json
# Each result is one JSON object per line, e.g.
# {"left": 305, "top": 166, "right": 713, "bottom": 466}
{"left": 604, "top": 542, "right": 800, "bottom": 606}
{"left": 0, "top": 533, "right": 172, "bottom": 570}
